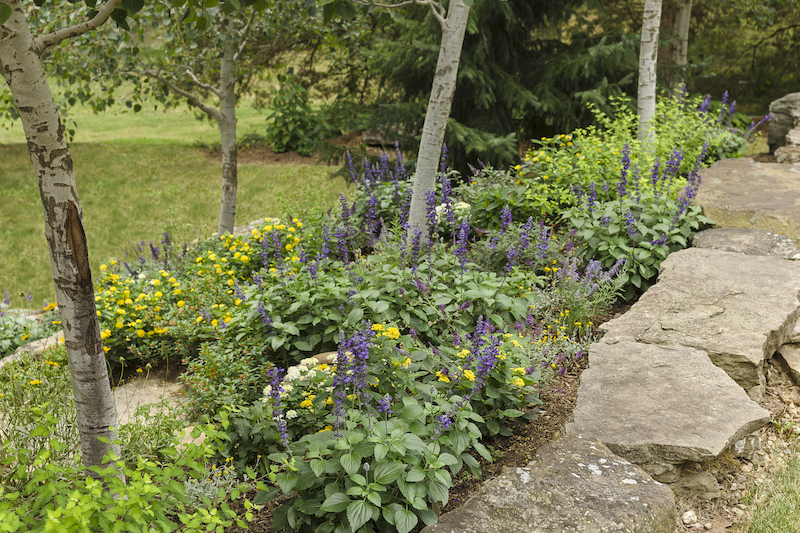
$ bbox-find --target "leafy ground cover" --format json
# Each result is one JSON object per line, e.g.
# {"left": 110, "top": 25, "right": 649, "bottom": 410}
{"left": 0, "top": 90, "right": 772, "bottom": 532}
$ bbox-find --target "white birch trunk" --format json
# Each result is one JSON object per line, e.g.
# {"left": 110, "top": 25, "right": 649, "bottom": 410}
{"left": 637, "top": 0, "right": 662, "bottom": 142}
{"left": 670, "top": 0, "right": 692, "bottom": 94}
{"left": 216, "top": 36, "right": 238, "bottom": 235}
{"left": 406, "top": 0, "right": 470, "bottom": 237}
{"left": 0, "top": 0, "right": 122, "bottom": 475}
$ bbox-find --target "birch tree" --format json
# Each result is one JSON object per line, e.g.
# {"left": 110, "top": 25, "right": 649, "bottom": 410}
{"left": 406, "top": 0, "right": 470, "bottom": 238}
{"left": 130, "top": 7, "right": 258, "bottom": 236}
{"left": 637, "top": 0, "right": 662, "bottom": 142}
{"left": 348, "top": 0, "right": 472, "bottom": 238}
{"left": 671, "top": 0, "right": 692, "bottom": 93}
{"left": 0, "top": 0, "right": 128, "bottom": 476}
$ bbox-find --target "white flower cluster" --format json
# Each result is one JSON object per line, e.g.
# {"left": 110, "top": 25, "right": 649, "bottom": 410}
{"left": 434, "top": 202, "right": 471, "bottom": 226}
{"left": 262, "top": 355, "right": 337, "bottom": 402}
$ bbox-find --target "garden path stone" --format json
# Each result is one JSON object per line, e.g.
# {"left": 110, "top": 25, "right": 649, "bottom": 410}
{"left": 563, "top": 342, "right": 769, "bottom": 482}
{"left": 695, "top": 157, "right": 800, "bottom": 245}
{"left": 598, "top": 247, "right": 800, "bottom": 400}
{"left": 421, "top": 435, "right": 675, "bottom": 533}
{"left": 691, "top": 227, "right": 799, "bottom": 258}
{"left": 0, "top": 330, "right": 63, "bottom": 369}
{"left": 775, "top": 344, "right": 800, "bottom": 386}
{"left": 112, "top": 365, "right": 187, "bottom": 427}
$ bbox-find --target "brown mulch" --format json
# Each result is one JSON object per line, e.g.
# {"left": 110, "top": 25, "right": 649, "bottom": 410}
{"left": 224, "top": 299, "right": 635, "bottom": 533}
{"left": 200, "top": 132, "right": 395, "bottom": 167}
{"left": 749, "top": 152, "right": 777, "bottom": 163}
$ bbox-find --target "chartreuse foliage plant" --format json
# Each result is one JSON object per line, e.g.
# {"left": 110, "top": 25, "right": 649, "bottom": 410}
{"left": 562, "top": 141, "right": 715, "bottom": 300}
{"left": 0, "top": 345, "right": 253, "bottom": 531}
{"left": 516, "top": 91, "right": 754, "bottom": 218}
{"left": 0, "top": 295, "right": 60, "bottom": 359}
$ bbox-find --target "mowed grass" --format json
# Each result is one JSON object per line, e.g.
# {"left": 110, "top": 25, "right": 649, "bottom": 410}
{"left": 741, "top": 450, "right": 800, "bottom": 532}
{"left": 0, "top": 103, "right": 350, "bottom": 308}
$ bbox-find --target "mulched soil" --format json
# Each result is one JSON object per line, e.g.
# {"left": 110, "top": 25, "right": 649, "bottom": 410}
{"left": 749, "top": 152, "right": 777, "bottom": 163}
{"left": 201, "top": 132, "right": 392, "bottom": 167}
{"left": 224, "top": 299, "right": 635, "bottom": 533}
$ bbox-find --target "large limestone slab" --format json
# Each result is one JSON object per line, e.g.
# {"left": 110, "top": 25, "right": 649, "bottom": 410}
{"left": 696, "top": 158, "right": 800, "bottom": 245}
{"left": 769, "top": 92, "right": 800, "bottom": 152}
{"left": 422, "top": 435, "right": 675, "bottom": 533}
{"left": 565, "top": 342, "right": 770, "bottom": 481}
{"left": 600, "top": 247, "right": 800, "bottom": 399}
{"left": 692, "top": 227, "right": 799, "bottom": 258}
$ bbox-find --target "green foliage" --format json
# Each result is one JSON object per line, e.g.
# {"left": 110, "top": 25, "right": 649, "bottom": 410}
{"left": 210, "top": 325, "right": 551, "bottom": 533}
{"left": 518, "top": 93, "right": 750, "bottom": 219}
{"left": 0, "top": 424, "right": 253, "bottom": 532}
{"left": 563, "top": 179, "right": 714, "bottom": 301}
{"left": 0, "top": 345, "right": 79, "bottom": 491}
{"left": 266, "top": 74, "right": 338, "bottom": 157}
{"left": 181, "top": 338, "right": 274, "bottom": 418}
{"left": 0, "top": 301, "right": 59, "bottom": 359}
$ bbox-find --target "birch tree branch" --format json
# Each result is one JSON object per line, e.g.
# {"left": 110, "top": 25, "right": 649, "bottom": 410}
{"left": 349, "top": 0, "right": 446, "bottom": 26}
{"left": 142, "top": 69, "right": 222, "bottom": 121}
{"left": 185, "top": 68, "right": 223, "bottom": 97}
{"left": 34, "top": 0, "right": 125, "bottom": 54}
{"left": 235, "top": 9, "right": 257, "bottom": 63}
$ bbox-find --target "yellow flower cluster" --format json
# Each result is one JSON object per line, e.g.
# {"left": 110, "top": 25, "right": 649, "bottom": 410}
{"left": 372, "top": 323, "right": 401, "bottom": 340}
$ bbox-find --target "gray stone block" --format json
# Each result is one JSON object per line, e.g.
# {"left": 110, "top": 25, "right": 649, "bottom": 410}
{"left": 599, "top": 247, "right": 800, "bottom": 400}
{"left": 564, "top": 342, "right": 770, "bottom": 481}
{"left": 696, "top": 157, "right": 800, "bottom": 246}
{"left": 692, "top": 227, "right": 799, "bottom": 258}
{"left": 769, "top": 92, "right": 800, "bottom": 152}
{"left": 422, "top": 435, "right": 675, "bottom": 533}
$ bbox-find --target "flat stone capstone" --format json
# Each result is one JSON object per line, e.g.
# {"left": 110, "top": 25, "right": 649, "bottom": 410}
{"left": 691, "top": 227, "right": 799, "bottom": 258}
{"left": 422, "top": 435, "right": 676, "bottom": 533}
{"left": 695, "top": 158, "right": 800, "bottom": 245}
{"left": 598, "top": 247, "right": 800, "bottom": 400}
{"left": 564, "top": 342, "right": 770, "bottom": 482}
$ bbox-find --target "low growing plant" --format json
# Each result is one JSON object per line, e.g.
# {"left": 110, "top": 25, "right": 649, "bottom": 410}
{"left": 563, "top": 143, "right": 715, "bottom": 299}
{"left": 0, "top": 423, "right": 254, "bottom": 532}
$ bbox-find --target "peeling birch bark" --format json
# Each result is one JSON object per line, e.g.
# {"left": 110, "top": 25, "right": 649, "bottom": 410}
{"left": 0, "top": 0, "right": 122, "bottom": 476}
{"left": 406, "top": 0, "right": 470, "bottom": 238}
{"left": 637, "top": 0, "right": 662, "bottom": 142}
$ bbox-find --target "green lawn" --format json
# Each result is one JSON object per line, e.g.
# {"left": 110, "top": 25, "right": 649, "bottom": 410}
{"left": 0, "top": 102, "right": 350, "bottom": 308}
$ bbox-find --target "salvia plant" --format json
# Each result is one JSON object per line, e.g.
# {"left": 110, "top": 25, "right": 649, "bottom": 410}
{"left": 562, "top": 140, "right": 715, "bottom": 300}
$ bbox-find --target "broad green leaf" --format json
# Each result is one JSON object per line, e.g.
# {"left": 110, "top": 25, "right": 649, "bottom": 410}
{"left": 310, "top": 458, "right": 328, "bottom": 477}
{"left": 340, "top": 453, "right": 361, "bottom": 475}
{"left": 346, "top": 500, "right": 374, "bottom": 532}
{"left": 473, "top": 442, "right": 492, "bottom": 462}
{"left": 395, "top": 507, "right": 419, "bottom": 533}
{"left": 406, "top": 465, "right": 425, "bottom": 483}
{"left": 437, "top": 453, "right": 458, "bottom": 466}
{"left": 121, "top": 0, "right": 144, "bottom": 14}
{"left": 0, "top": 2, "right": 12, "bottom": 26}
{"left": 320, "top": 493, "right": 351, "bottom": 513}
{"left": 500, "top": 409, "right": 525, "bottom": 418}
{"left": 294, "top": 340, "right": 312, "bottom": 351}
{"left": 373, "top": 461, "right": 406, "bottom": 484}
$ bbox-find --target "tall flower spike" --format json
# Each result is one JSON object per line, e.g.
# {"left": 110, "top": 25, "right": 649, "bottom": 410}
{"left": 617, "top": 143, "right": 631, "bottom": 199}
